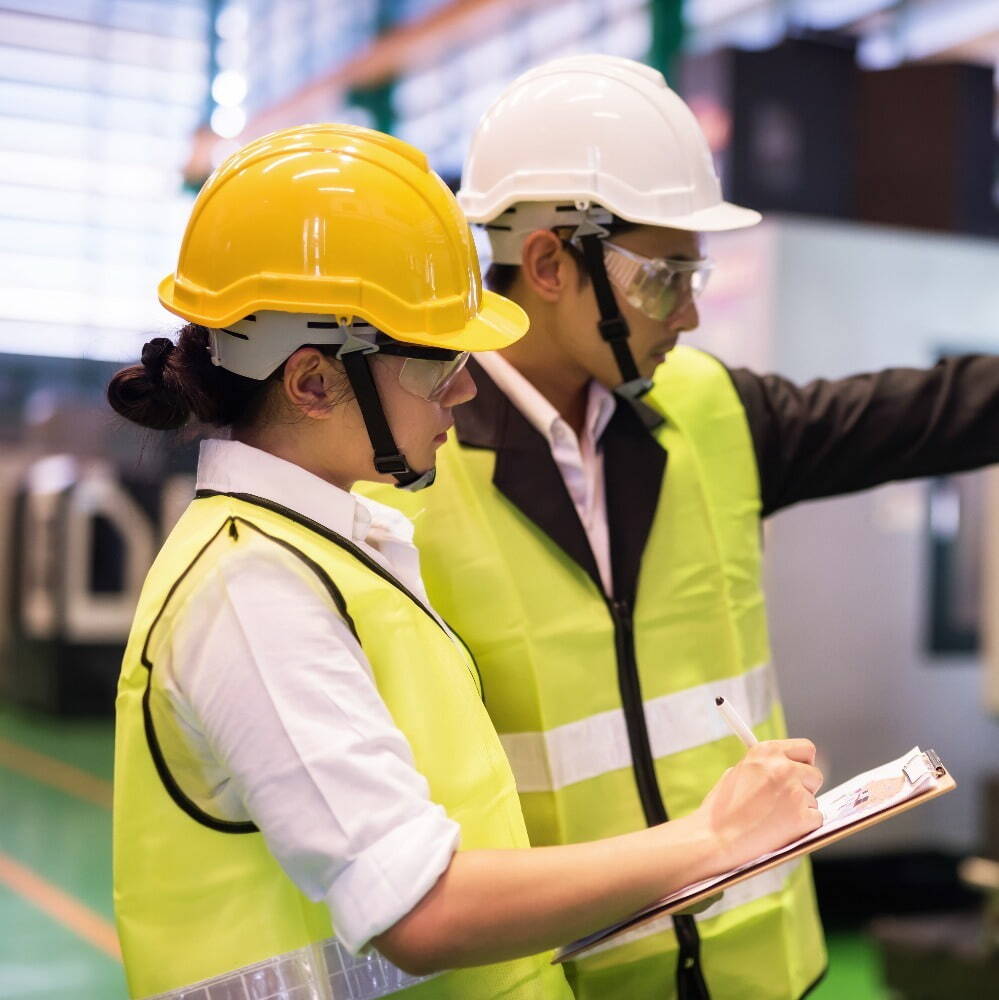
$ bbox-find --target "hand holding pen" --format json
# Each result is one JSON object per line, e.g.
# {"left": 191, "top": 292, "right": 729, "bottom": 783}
{"left": 690, "top": 695, "right": 824, "bottom": 869}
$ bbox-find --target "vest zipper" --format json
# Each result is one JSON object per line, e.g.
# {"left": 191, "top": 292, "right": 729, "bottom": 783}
{"left": 606, "top": 597, "right": 711, "bottom": 1000}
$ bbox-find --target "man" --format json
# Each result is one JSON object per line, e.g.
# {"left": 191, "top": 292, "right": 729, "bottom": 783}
{"left": 363, "top": 56, "right": 999, "bottom": 999}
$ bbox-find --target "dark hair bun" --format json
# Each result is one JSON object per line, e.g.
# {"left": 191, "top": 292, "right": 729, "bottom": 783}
{"left": 108, "top": 335, "right": 189, "bottom": 430}
{"left": 140, "top": 337, "right": 175, "bottom": 386}
{"left": 107, "top": 324, "right": 279, "bottom": 432}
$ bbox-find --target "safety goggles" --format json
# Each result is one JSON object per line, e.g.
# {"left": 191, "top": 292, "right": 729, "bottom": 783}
{"left": 373, "top": 337, "right": 470, "bottom": 402}
{"left": 602, "top": 242, "right": 713, "bottom": 322}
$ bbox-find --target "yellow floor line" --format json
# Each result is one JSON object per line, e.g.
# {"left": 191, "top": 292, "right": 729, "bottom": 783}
{"left": 0, "top": 737, "right": 113, "bottom": 810}
{"left": 0, "top": 851, "right": 121, "bottom": 961}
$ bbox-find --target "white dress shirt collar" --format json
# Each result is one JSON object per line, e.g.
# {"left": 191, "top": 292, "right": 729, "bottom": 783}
{"left": 475, "top": 351, "right": 617, "bottom": 449}
{"left": 196, "top": 438, "right": 415, "bottom": 549}
{"left": 475, "top": 351, "right": 617, "bottom": 595}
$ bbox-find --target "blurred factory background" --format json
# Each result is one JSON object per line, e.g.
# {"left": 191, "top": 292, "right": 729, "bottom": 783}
{"left": 3, "top": 0, "right": 999, "bottom": 997}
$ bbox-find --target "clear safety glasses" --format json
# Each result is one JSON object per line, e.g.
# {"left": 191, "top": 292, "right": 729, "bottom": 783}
{"left": 374, "top": 339, "right": 470, "bottom": 402}
{"left": 603, "top": 242, "right": 714, "bottom": 322}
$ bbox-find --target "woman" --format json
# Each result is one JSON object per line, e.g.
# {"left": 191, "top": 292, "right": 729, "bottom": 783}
{"left": 110, "top": 124, "right": 823, "bottom": 1000}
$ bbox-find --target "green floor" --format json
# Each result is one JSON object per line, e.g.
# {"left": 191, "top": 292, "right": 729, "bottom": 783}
{"left": 813, "top": 934, "right": 889, "bottom": 1000}
{"left": 0, "top": 703, "right": 889, "bottom": 1000}
{"left": 0, "top": 706, "right": 126, "bottom": 998}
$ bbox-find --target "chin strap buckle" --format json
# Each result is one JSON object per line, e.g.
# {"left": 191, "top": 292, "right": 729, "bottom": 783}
{"left": 598, "top": 315, "right": 630, "bottom": 343}
{"left": 373, "top": 453, "right": 437, "bottom": 492}
{"left": 374, "top": 454, "right": 411, "bottom": 476}
{"left": 614, "top": 376, "right": 654, "bottom": 400}
{"left": 399, "top": 467, "right": 436, "bottom": 492}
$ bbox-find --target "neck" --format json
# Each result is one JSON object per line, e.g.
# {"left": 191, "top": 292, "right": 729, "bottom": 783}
{"left": 498, "top": 322, "right": 591, "bottom": 438}
{"left": 233, "top": 424, "right": 356, "bottom": 492}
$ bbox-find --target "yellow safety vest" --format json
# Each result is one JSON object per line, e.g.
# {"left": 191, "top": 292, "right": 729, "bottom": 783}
{"left": 362, "top": 346, "right": 827, "bottom": 999}
{"left": 113, "top": 492, "right": 572, "bottom": 999}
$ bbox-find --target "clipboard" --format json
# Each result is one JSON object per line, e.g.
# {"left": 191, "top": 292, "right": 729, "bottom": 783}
{"left": 556, "top": 748, "right": 955, "bottom": 963}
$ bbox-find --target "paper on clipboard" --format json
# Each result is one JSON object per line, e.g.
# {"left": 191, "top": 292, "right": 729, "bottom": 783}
{"left": 658, "top": 746, "right": 943, "bottom": 903}
{"left": 556, "top": 746, "right": 954, "bottom": 963}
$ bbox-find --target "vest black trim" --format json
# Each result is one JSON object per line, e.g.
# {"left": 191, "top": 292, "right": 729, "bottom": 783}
{"left": 453, "top": 359, "right": 711, "bottom": 1000}
{"left": 455, "top": 358, "right": 668, "bottom": 601}
{"left": 140, "top": 513, "right": 362, "bottom": 834}
{"left": 195, "top": 491, "right": 484, "bottom": 697}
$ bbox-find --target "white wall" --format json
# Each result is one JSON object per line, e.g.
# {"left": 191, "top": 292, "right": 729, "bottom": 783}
{"left": 690, "top": 216, "right": 999, "bottom": 854}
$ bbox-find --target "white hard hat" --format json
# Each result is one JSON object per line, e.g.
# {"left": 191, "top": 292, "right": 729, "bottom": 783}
{"left": 459, "top": 55, "right": 760, "bottom": 263}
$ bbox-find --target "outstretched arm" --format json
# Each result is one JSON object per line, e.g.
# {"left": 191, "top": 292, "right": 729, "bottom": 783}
{"left": 730, "top": 356, "right": 999, "bottom": 517}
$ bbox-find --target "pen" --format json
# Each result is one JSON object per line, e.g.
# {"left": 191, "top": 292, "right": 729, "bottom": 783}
{"left": 715, "top": 696, "right": 759, "bottom": 748}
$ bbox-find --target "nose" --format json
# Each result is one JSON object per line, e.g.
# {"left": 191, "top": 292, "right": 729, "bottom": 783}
{"left": 672, "top": 296, "right": 699, "bottom": 333}
{"left": 442, "top": 364, "right": 477, "bottom": 407}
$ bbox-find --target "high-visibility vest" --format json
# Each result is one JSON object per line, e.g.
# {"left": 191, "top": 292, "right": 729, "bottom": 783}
{"left": 113, "top": 492, "right": 573, "bottom": 1000}
{"left": 361, "top": 346, "right": 827, "bottom": 999}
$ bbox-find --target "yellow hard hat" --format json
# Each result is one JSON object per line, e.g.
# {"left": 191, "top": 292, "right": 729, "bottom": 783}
{"left": 158, "top": 123, "right": 526, "bottom": 352}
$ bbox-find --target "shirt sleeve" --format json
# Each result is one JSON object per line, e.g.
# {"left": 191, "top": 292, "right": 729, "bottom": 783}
{"left": 728, "top": 355, "right": 999, "bottom": 517}
{"left": 166, "top": 533, "right": 460, "bottom": 954}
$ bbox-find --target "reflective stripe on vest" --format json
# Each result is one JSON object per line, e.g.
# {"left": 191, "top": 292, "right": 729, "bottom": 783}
{"left": 501, "top": 661, "right": 775, "bottom": 792}
{"left": 571, "top": 861, "right": 801, "bottom": 961}
{"left": 114, "top": 496, "right": 572, "bottom": 999}
{"left": 144, "top": 934, "right": 436, "bottom": 1000}
{"left": 359, "top": 346, "right": 828, "bottom": 999}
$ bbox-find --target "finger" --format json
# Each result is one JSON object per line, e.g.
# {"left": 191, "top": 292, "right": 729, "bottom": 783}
{"left": 805, "top": 805, "right": 824, "bottom": 832}
{"left": 794, "top": 762, "right": 824, "bottom": 795}
{"left": 774, "top": 738, "right": 817, "bottom": 765}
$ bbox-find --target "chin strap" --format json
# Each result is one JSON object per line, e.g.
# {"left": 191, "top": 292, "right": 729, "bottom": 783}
{"left": 574, "top": 222, "right": 653, "bottom": 401}
{"left": 337, "top": 334, "right": 436, "bottom": 492}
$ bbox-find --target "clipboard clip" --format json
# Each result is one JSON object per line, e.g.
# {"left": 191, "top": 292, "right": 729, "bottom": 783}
{"left": 903, "top": 748, "right": 945, "bottom": 784}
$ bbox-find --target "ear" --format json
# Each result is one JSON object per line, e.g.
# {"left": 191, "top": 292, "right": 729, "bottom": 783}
{"left": 282, "top": 348, "right": 339, "bottom": 418}
{"left": 519, "top": 229, "right": 577, "bottom": 303}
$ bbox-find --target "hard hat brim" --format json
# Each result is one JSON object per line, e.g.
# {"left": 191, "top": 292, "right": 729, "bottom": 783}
{"left": 443, "top": 288, "right": 529, "bottom": 352}
{"left": 462, "top": 193, "right": 763, "bottom": 234}
{"left": 158, "top": 276, "right": 529, "bottom": 354}
{"left": 620, "top": 199, "right": 762, "bottom": 233}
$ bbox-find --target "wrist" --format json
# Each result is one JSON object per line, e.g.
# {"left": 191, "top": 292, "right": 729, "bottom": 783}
{"left": 687, "top": 806, "right": 739, "bottom": 876}
{"left": 656, "top": 809, "right": 734, "bottom": 895}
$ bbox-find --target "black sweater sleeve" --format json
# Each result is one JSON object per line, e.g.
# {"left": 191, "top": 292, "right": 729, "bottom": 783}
{"left": 728, "top": 355, "right": 999, "bottom": 518}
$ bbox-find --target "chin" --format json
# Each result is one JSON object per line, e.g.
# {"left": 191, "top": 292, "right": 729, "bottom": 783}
{"left": 650, "top": 344, "right": 678, "bottom": 368}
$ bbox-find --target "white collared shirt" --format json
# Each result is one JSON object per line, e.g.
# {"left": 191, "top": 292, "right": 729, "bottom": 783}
{"left": 476, "top": 352, "right": 617, "bottom": 594}
{"left": 160, "top": 439, "right": 460, "bottom": 955}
